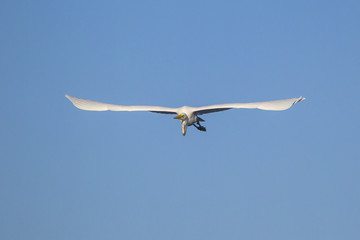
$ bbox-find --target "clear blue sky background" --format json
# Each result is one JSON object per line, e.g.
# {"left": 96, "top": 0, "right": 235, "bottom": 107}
{"left": 1, "top": 1, "right": 359, "bottom": 239}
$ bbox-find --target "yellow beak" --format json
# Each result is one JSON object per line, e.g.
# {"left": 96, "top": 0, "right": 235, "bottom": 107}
{"left": 174, "top": 114, "right": 184, "bottom": 119}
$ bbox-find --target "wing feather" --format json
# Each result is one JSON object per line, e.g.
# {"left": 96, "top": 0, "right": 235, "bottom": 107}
{"left": 193, "top": 97, "right": 305, "bottom": 115}
{"left": 65, "top": 95, "right": 178, "bottom": 114}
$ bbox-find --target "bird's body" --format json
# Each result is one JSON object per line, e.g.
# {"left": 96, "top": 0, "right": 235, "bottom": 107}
{"left": 173, "top": 106, "right": 203, "bottom": 136}
{"left": 66, "top": 95, "right": 305, "bottom": 136}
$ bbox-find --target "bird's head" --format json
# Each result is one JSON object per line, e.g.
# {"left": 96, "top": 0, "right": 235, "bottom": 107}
{"left": 174, "top": 114, "right": 187, "bottom": 121}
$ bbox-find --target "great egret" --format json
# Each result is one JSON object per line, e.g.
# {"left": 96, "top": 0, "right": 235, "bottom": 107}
{"left": 66, "top": 94, "right": 305, "bottom": 136}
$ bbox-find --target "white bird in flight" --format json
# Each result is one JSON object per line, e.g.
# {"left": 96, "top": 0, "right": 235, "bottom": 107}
{"left": 66, "top": 94, "right": 305, "bottom": 136}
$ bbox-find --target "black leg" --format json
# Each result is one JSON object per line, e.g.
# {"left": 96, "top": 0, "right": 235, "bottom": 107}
{"left": 193, "top": 122, "right": 206, "bottom": 132}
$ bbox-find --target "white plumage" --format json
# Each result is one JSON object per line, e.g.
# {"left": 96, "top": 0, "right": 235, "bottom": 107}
{"left": 66, "top": 94, "right": 305, "bottom": 136}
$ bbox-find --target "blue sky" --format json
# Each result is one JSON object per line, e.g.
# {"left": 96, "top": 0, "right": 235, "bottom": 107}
{"left": 1, "top": 0, "right": 360, "bottom": 239}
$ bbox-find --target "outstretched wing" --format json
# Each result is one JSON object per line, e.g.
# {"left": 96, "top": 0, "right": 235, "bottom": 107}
{"left": 193, "top": 97, "right": 305, "bottom": 115}
{"left": 65, "top": 95, "right": 178, "bottom": 114}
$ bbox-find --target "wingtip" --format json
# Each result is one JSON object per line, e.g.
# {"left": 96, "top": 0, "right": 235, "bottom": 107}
{"left": 291, "top": 96, "right": 305, "bottom": 107}
{"left": 65, "top": 94, "right": 72, "bottom": 101}
{"left": 297, "top": 96, "right": 306, "bottom": 103}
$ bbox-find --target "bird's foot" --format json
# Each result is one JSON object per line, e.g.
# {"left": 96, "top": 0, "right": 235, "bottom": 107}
{"left": 193, "top": 123, "right": 206, "bottom": 132}
{"left": 198, "top": 126, "right": 206, "bottom": 132}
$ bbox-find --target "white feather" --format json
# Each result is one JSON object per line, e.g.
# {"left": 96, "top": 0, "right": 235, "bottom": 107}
{"left": 66, "top": 94, "right": 305, "bottom": 136}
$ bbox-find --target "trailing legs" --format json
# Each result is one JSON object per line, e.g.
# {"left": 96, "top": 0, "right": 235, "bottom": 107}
{"left": 193, "top": 121, "right": 206, "bottom": 132}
